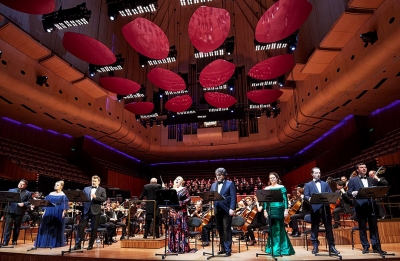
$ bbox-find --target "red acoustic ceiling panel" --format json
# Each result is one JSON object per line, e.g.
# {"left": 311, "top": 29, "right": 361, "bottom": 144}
{"left": 246, "top": 89, "right": 283, "bottom": 104}
{"left": 255, "top": 0, "right": 312, "bottom": 43}
{"left": 0, "top": 0, "right": 55, "bottom": 14}
{"left": 165, "top": 95, "right": 192, "bottom": 113}
{"left": 122, "top": 18, "right": 169, "bottom": 60}
{"left": 204, "top": 92, "right": 236, "bottom": 108}
{"left": 63, "top": 32, "right": 116, "bottom": 66}
{"left": 199, "top": 59, "right": 235, "bottom": 88}
{"left": 99, "top": 77, "right": 141, "bottom": 95}
{"left": 248, "top": 54, "right": 294, "bottom": 80}
{"left": 147, "top": 68, "right": 186, "bottom": 91}
{"left": 188, "top": 6, "right": 230, "bottom": 53}
{"left": 124, "top": 102, "right": 154, "bottom": 115}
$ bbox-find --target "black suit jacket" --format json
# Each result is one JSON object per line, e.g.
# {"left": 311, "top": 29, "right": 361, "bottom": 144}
{"left": 6, "top": 188, "right": 32, "bottom": 215}
{"left": 139, "top": 183, "right": 162, "bottom": 216}
{"left": 83, "top": 186, "right": 107, "bottom": 215}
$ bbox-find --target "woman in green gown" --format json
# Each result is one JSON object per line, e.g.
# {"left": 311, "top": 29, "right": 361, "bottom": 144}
{"left": 263, "top": 172, "right": 295, "bottom": 256}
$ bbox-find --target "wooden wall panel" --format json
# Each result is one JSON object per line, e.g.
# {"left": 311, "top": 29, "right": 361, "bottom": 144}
{"left": 106, "top": 170, "right": 147, "bottom": 197}
{"left": 281, "top": 160, "right": 316, "bottom": 191}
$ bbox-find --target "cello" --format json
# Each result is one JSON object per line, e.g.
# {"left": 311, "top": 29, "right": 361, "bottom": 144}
{"left": 284, "top": 199, "right": 302, "bottom": 225}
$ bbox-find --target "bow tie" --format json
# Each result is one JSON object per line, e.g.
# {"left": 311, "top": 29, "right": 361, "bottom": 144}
{"left": 218, "top": 181, "right": 224, "bottom": 185}
{"left": 314, "top": 180, "right": 320, "bottom": 183}
{"left": 360, "top": 176, "right": 367, "bottom": 180}
{"left": 92, "top": 186, "right": 98, "bottom": 189}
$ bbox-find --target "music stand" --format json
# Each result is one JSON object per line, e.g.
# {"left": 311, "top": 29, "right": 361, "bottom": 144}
{"left": 155, "top": 189, "right": 179, "bottom": 259}
{"left": 356, "top": 186, "right": 394, "bottom": 257}
{"left": 310, "top": 193, "right": 342, "bottom": 260}
{"left": 255, "top": 189, "right": 283, "bottom": 261}
{"left": 198, "top": 191, "right": 224, "bottom": 260}
{"left": 0, "top": 191, "right": 21, "bottom": 248}
{"left": 27, "top": 199, "right": 54, "bottom": 251}
{"left": 61, "top": 190, "right": 89, "bottom": 256}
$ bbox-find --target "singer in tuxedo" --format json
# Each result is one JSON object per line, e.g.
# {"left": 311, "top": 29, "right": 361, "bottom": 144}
{"left": 139, "top": 177, "right": 163, "bottom": 238}
{"left": 2, "top": 179, "right": 32, "bottom": 246}
{"left": 304, "top": 167, "right": 340, "bottom": 255}
{"left": 347, "top": 163, "right": 388, "bottom": 254}
{"left": 73, "top": 175, "right": 106, "bottom": 250}
{"left": 211, "top": 167, "right": 236, "bottom": 257}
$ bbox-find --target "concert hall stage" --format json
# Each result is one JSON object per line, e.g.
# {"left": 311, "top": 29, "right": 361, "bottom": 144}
{"left": 1, "top": 219, "right": 400, "bottom": 261}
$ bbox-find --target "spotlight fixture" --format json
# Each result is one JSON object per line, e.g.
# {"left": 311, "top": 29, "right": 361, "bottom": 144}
{"left": 255, "top": 111, "right": 261, "bottom": 118}
{"left": 266, "top": 110, "right": 271, "bottom": 118}
{"left": 36, "top": 76, "right": 48, "bottom": 87}
{"left": 149, "top": 119, "right": 154, "bottom": 128}
{"left": 360, "top": 31, "right": 378, "bottom": 47}
{"left": 156, "top": 120, "right": 161, "bottom": 126}
{"left": 88, "top": 64, "right": 97, "bottom": 77}
{"left": 254, "top": 31, "right": 298, "bottom": 52}
{"left": 41, "top": 3, "right": 91, "bottom": 33}
{"left": 251, "top": 80, "right": 277, "bottom": 87}
{"left": 0, "top": 50, "right": 2, "bottom": 59}
{"left": 194, "top": 48, "right": 224, "bottom": 59}
{"left": 138, "top": 46, "right": 177, "bottom": 67}
{"left": 180, "top": 0, "right": 212, "bottom": 6}
{"left": 92, "top": 54, "right": 125, "bottom": 73}
{"left": 106, "top": 0, "right": 158, "bottom": 20}
{"left": 277, "top": 75, "right": 285, "bottom": 87}
{"left": 225, "top": 36, "right": 235, "bottom": 55}
{"left": 194, "top": 37, "right": 234, "bottom": 59}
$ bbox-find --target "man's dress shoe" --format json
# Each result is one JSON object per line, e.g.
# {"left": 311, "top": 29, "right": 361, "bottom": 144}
{"left": 329, "top": 246, "right": 340, "bottom": 255}
{"left": 362, "top": 246, "right": 369, "bottom": 253}
{"left": 292, "top": 232, "right": 301, "bottom": 237}
{"left": 225, "top": 252, "right": 231, "bottom": 257}
{"left": 87, "top": 245, "right": 94, "bottom": 250}
{"left": 11, "top": 241, "right": 17, "bottom": 245}
{"left": 72, "top": 245, "right": 81, "bottom": 250}
{"left": 217, "top": 250, "right": 226, "bottom": 255}
{"left": 312, "top": 247, "right": 319, "bottom": 254}
{"left": 373, "top": 245, "right": 387, "bottom": 254}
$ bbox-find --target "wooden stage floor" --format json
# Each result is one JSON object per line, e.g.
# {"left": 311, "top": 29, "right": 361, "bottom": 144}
{"left": 1, "top": 239, "right": 400, "bottom": 261}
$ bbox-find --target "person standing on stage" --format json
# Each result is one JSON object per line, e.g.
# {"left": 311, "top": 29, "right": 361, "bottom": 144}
{"left": 168, "top": 176, "right": 193, "bottom": 253}
{"left": 73, "top": 175, "right": 106, "bottom": 250}
{"left": 35, "top": 181, "right": 69, "bottom": 248}
{"left": 347, "top": 163, "right": 388, "bottom": 254}
{"left": 139, "top": 177, "right": 163, "bottom": 238}
{"left": 263, "top": 172, "right": 294, "bottom": 256}
{"left": 211, "top": 168, "right": 236, "bottom": 257}
{"left": 304, "top": 167, "right": 340, "bottom": 255}
{"left": 2, "top": 179, "right": 32, "bottom": 246}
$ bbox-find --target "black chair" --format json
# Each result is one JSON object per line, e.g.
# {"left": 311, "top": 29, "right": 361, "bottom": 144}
{"left": 64, "top": 217, "right": 74, "bottom": 244}
{"left": 188, "top": 217, "right": 202, "bottom": 249}
{"left": 19, "top": 214, "right": 32, "bottom": 243}
{"left": 257, "top": 225, "right": 269, "bottom": 250}
{"left": 231, "top": 216, "right": 248, "bottom": 253}
{"left": 83, "top": 215, "right": 108, "bottom": 248}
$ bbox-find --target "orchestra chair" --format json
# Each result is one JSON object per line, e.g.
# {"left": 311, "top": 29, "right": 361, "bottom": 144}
{"left": 340, "top": 212, "right": 352, "bottom": 228}
{"left": 188, "top": 217, "right": 203, "bottom": 249}
{"left": 303, "top": 214, "right": 327, "bottom": 251}
{"left": 83, "top": 215, "right": 108, "bottom": 248}
{"left": 18, "top": 214, "right": 33, "bottom": 243}
{"left": 231, "top": 216, "right": 248, "bottom": 253}
{"left": 351, "top": 225, "right": 369, "bottom": 250}
{"left": 257, "top": 225, "right": 269, "bottom": 251}
{"left": 64, "top": 217, "right": 74, "bottom": 244}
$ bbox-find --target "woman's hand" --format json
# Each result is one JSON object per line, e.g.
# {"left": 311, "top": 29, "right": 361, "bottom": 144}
{"left": 284, "top": 209, "right": 289, "bottom": 217}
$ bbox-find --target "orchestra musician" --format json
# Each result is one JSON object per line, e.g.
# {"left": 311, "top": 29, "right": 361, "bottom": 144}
{"left": 332, "top": 181, "right": 351, "bottom": 228}
{"left": 347, "top": 163, "right": 388, "bottom": 254}
{"left": 289, "top": 187, "right": 310, "bottom": 237}
{"left": 243, "top": 196, "right": 266, "bottom": 246}
{"left": 304, "top": 167, "right": 340, "bottom": 255}
{"left": 369, "top": 170, "right": 387, "bottom": 219}
{"left": 28, "top": 191, "right": 43, "bottom": 227}
{"left": 211, "top": 167, "right": 236, "bottom": 257}
{"left": 189, "top": 200, "right": 213, "bottom": 247}
{"left": 340, "top": 176, "right": 349, "bottom": 186}
{"left": 113, "top": 202, "right": 128, "bottom": 239}
{"left": 103, "top": 203, "right": 118, "bottom": 244}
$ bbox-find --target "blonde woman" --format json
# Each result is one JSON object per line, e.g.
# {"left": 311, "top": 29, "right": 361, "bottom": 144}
{"left": 35, "top": 181, "right": 69, "bottom": 248}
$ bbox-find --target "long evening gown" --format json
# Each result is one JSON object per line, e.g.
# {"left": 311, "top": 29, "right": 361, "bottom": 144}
{"left": 35, "top": 192, "right": 69, "bottom": 248}
{"left": 168, "top": 187, "right": 195, "bottom": 253}
{"left": 263, "top": 186, "right": 295, "bottom": 256}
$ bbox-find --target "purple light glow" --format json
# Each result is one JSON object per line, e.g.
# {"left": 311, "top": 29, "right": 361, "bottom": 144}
{"left": 26, "top": 124, "right": 42, "bottom": 130}
{"left": 296, "top": 114, "right": 354, "bottom": 155}
{"left": 85, "top": 135, "right": 141, "bottom": 163}
{"left": 370, "top": 100, "right": 400, "bottom": 116}
{"left": 2, "top": 117, "right": 21, "bottom": 125}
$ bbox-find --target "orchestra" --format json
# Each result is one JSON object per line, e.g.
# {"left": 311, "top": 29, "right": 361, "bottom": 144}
{"left": 1, "top": 165, "right": 393, "bottom": 258}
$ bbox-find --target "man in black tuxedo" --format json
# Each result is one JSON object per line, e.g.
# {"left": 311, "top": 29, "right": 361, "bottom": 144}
{"left": 139, "top": 178, "right": 162, "bottom": 238}
{"left": 73, "top": 175, "right": 106, "bottom": 250}
{"left": 347, "top": 163, "right": 388, "bottom": 254}
{"left": 2, "top": 179, "right": 32, "bottom": 246}
{"left": 211, "top": 167, "right": 236, "bottom": 257}
{"left": 304, "top": 167, "right": 340, "bottom": 255}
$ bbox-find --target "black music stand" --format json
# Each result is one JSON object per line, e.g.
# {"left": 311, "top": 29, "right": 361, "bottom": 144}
{"left": 255, "top": 189, "right": 283, "bottom": 260}
{"left": 155, "top": 189, "right": 179, "bottom": 259}
{"left": 0, "top": 191, "right": 21, "bottom": 248}
{"left": 61, "top": 190, "right": 89, "bottom": 256}
{"left": 27, "top": 199, "right": 54, "bottom": 251}
{"left": 356, "top": 186, "right": 394, "bottom": 257}
{"left": 310, "top": 193, "right": 342, "bottom": 260}
{"left": 198, "top": 191, "right": 224, "bottom": 260}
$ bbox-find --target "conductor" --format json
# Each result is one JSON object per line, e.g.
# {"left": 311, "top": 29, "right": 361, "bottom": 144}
{"left": 139, "top": 178, "right": 163, "bottom": 238}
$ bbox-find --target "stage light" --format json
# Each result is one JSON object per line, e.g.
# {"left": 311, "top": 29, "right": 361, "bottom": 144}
{"left": 42, "top": 3, "right": 91, "bottom": 33}
{"left": 266, "top": 110, "right": 271, "bottom": 118}
{"left": 277, "top": 75, "right": 285, "bottom": 87}
{"left": 273, "top": 108, "right": 280, "bottom": 118}
{"left": 36, "top": 76, "right": 48, "bottom": 87}
{"left": 140, "top": 120, "right": 147, "bottom": 129}
{"left": 135, "top": 115, "right": 140, "bottom": 121}
{"left": 0, "top": 50, "right": 2, "bottom": 59}
{"left": 93, "top": 54, "right": 125, "bottom": 73}
{"left": 254, "top": 31, "right": 298, "bottom": 52}
{"left": 225, "top": 36, "right": 235, "bottom": 55}
{"left": 88, "top": 64, "right": 97, "bottom": 77}
{"left": 194, "top": 48, "right": 224, "bottom": 59}
{"left": 141, "top": 46, "right": 177, "bottom": 66}
{"left": 156, "top": 120, "right": 161, "bottom": 126}
{"left": 149, "top": 119, "right": 154, "bottom": 128}
{"left": 251, "top": 80, "right": 277, "bottom": 87}
{"left": 106, "top": 0, "right": 158, "bottom": 19}
{"left": 180, "top": 0, "right": 212, "bottom": 6}
{"left": 360, "top": 31, "right": 378, "bottom": 47}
